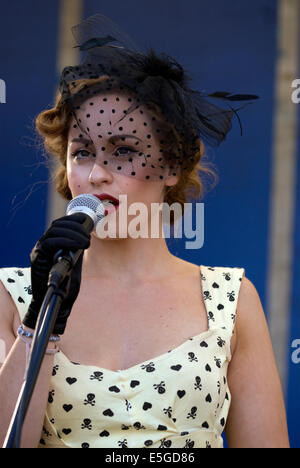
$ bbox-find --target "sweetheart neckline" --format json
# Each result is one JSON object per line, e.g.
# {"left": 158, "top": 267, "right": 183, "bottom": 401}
{"left": 57, "top": 265, "right": 220, "bottom": 373}
{"left": 58, "top": 327, "right": 220, "bottom": 374}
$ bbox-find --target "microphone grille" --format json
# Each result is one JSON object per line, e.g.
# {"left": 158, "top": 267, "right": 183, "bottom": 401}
{"left": 66, "top": 194, "right": 105, "bottom": 226}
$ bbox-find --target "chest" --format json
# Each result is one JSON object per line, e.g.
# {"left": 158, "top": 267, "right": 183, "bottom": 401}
{"left": 60, "top": 272, "right": 214, "bottom": 371}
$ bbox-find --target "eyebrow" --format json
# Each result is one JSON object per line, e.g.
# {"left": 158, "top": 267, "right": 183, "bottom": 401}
{"left": 70, "top": 134, "right": 143, "bottom": 144}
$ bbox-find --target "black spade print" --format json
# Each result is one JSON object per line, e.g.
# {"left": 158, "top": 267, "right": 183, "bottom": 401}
{"left": 99, "top": 430, "right": 110, "bottom": 437}
{"left": 7, "top": 278, "right": 15, "bottom": 283}
{"left": 202, "top": 421, "right": 209, "bottom": 429}
{"left": 109, "top": 385, "right": 120, "bottom": 393}
{"left": 81, "top": 443, "right": 90, "bottom": 448}
{"left": 177, "top": 390, "right": 186, "bottom": 399}
{"left": 205, "top": 394, "right": 212, "bottom": 403}
{"left": 63, "top": 404, "right": 73, "bottom": 413}
{"left": 18, "top": 296, "right": 25, "bottom": 303}
{"left": 103, "top": 409, "right": 114, "bottom": 417}
{"left": 205, "top": 364, "right": 212, "bottom": 372}
{"left": 217, "top": 304, "right": 224, "bottom": 310}
{"left": 200, "top": 341, "right": 208, "bottom": 348}
{"left": 170, "top": 364, "right": 182, "bottom": 371}
{"left": 130, "top": 380, "right": 140, "bottom": 388}
{"left": 143, "top": 402, "right": 152, "bottom": 411}
{"left": 212, "top": 282, "right": 219, "bottom": 288}
{"left": 66, "top": 377, "right": 77, "bottom": 385}
{"left": 220, "top": 418, "right": 226, "bottom": 427}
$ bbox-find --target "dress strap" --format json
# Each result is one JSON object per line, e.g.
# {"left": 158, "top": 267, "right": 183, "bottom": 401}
{"left": 200, "top": 265, "right": 245, "bottom": 337}
{"left": 0, "top": 267, "right": 31, "bottom": 322}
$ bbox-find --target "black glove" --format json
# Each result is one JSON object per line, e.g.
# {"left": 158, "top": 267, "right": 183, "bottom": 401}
{"left": 22, "top": 212, "right": 91, "bottom": 335}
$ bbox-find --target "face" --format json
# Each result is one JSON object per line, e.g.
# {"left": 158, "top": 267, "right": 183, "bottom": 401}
{"left": 66, "top": 90, "right": 179, "bottom": 239}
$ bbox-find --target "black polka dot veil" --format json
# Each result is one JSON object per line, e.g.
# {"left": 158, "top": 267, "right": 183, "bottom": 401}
{"left": 58, "top": 14, "right": 259, "bottom": 182}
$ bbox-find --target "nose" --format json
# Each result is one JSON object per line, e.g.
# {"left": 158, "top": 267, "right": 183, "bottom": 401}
{"left": 88, "top": 158, "right": 113, "bottom": 185}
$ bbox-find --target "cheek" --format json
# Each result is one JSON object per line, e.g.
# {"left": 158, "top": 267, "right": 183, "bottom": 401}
{"left": 66, "top": 160, "right": 87, "bottom": 194}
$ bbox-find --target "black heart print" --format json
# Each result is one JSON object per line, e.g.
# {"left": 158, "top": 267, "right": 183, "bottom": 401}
{"left": 66, "top": 378, "right": 77, "bottom": 385}
{"left": 143, "top": 402, "right": 152, "bottom": 411}
{"left": 63, "top": 404, "right": 73, "bottom": 413}
{"left": 170, "top": 365, "right": 182, "bottom": 371}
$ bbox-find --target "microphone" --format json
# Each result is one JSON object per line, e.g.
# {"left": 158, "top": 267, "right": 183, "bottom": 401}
{"left": 48, "top": 194, "right": 105, "bottom": 288}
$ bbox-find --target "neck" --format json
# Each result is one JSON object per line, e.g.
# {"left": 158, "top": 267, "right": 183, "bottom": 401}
{"left": 81, "top": 233, "right": 177, "bottom": 284}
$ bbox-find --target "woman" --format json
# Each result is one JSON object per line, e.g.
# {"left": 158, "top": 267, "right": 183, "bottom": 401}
{"left": 0, "top": 14, "right": 289, "bottom": 448}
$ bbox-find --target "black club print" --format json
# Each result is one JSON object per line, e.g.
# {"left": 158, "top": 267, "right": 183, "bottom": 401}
{"left": 153, "top": 381, "right": 166, "bottom": 394}
{"left": 141, "top": 362, "right": 155, "bottom": 372}
{"left": 223, "top": 272, "right": 232, "bottom": 281}
{"left": 227, "top": 290, "right": 235, "bottom": 301}
{"left": 42, "top": 427, "right": 51, "bottom": 438}
{"left": 89, "top": 371, "right": 103, "bottom": 381}
{"left": 125, "top": 399, "right": 132, "bottom": 411}
{"left": 121, "top": 424, "right": 131, "bottom": 430}
{"left": 194, "top": 376, "right": 202, "bottom": 391}
{"left": 206, "top": 441, "right": 212, "bottom": 448}
{"left": 187, "top": 406, "right": 197, "bottom": 419}
{"left": 84, "top": 393, "right": 96, "bottom": 406}
{"left": 208, "top": 311, "right": 215, "bottom": 322}
{"left": 118, "top": 439, "right": 128, "bottom": 448}
{"left": 24, "top": 285, "right": 32, "bottom": 295}
{"left": 217, "top": 337, "right": 226, "bottom": 348}
{"left": 188, "top": 352, "right": 198, "bottom": 362}
{"left": 184, "top": 439, "right": 195, "bottom": 448}
{"left": 52, "top": 365, "right": 59, "bottom": 376}
{"left": 214, "top": 357, "right": 221, "bottom": 368}
{"left": 48, "top": 390, "right": 55, "bottom": 404}
{"left": 81, "top": 419, "right": 92, "bottom": 430}
{"left": 14, "top": 269, "right": 24, "bottom": 276}
{"left": 163, "top": 407, "right": 173, "bottom": 418}
{"left": 203, "top": 290, "right": 212, "bottom": 301}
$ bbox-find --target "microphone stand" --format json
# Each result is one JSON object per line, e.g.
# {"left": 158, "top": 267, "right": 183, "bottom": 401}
{"left": 3, "top": 251, "right": 77, "bottom": 449}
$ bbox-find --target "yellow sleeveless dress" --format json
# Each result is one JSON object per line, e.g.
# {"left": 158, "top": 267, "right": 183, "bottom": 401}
{"left": 0, "top": 265, "right": 244, "bottom": 448}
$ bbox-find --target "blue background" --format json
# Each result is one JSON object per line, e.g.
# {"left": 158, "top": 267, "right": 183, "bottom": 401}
{"left": 0, "top": 0, "right": 299, "bottom": 447}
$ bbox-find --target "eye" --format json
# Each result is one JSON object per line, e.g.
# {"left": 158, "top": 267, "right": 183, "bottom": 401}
{"left": 114, "top": 146, "right": 137, "bottom": 157}
{"left": 71, "top": 149, "right": 95, "bottom": 161}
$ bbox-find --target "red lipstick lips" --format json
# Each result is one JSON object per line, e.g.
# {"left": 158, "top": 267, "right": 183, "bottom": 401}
{"left": 93, "top": 193, "right": 119, "bottom": 216}
{"left": 93, "top": 193, "right": 119, "bottom": 204}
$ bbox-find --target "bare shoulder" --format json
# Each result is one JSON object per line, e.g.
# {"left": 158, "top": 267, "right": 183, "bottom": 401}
{"left": 225, "top": 275, "right": 290, "bottom": 447}
{"left": 234, "top": 275, "right": 269, "bottom": 347}
{"left": 169, "top": 257, "right": 200, "bottom": 276}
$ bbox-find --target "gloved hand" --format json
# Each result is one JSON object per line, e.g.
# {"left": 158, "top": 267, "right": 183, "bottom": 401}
{"left": 22, "top": 212, "right": 91, "bottom": 335}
